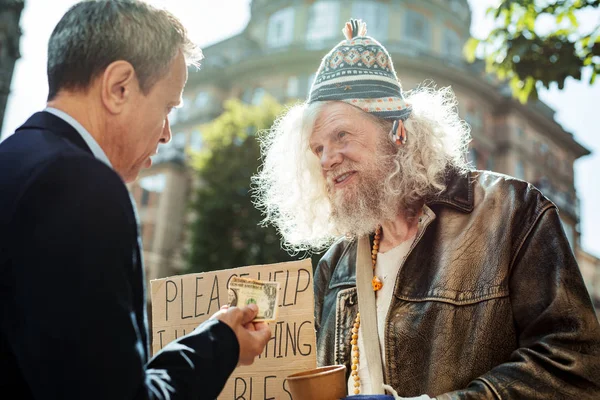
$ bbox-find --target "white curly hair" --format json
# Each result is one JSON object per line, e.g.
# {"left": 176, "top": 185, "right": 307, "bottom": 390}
{"left": 251, "top": 84, "right": 472, "bottom": 254}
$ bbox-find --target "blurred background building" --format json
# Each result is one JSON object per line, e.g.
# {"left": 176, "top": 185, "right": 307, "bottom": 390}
{"left": 0, "top": 0, "right": 24, "bottom": 135}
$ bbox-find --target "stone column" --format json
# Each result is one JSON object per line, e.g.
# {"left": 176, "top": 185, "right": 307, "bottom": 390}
{"left": 0, "top": 0, "right": 24, "bottom": 137}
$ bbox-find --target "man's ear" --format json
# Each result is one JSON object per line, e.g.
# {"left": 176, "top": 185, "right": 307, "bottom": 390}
{"left": 100, "top": 60, "right": 137, "bottom": 114}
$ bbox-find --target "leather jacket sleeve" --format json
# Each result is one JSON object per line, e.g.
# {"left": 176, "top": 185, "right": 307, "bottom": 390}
{"left": 438, "top": 206, "right": 600, "bottom": 400}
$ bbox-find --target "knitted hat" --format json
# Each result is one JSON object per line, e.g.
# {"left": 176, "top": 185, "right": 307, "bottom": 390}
{"left": 307, "top": 19, "right": 412, "bottom": 121}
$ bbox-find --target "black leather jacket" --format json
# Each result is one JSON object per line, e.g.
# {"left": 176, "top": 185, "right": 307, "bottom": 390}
{"left": 314, "top": 170, "right": 600, "bottom": 399}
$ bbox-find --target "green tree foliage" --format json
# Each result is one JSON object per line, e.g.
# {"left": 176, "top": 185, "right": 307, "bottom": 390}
{"left": 186, "top": 96, "right": 301, "bottom": 273}
{"left": 464, "top": 0, "right": 599, "bottom": 103}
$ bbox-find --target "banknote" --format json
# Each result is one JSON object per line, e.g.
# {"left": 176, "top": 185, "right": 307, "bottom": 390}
{"left": 227, "top": 277, "right": 280, "bottom": 322}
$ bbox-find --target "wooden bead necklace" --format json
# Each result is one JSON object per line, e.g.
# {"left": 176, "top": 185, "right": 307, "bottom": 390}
{"left": 371, "top": 226, "right": 383, "bottom": 291}
{"left": 350, "top": 225, "right": 382, "bottom": 395}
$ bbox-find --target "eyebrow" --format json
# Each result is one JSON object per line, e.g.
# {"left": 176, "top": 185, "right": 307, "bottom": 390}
{"left": 314, "top": 117, "right": 348, "bottom": 134}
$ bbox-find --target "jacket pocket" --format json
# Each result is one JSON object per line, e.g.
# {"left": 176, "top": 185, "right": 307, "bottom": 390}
{"left": 395, "top": 284, "right": 509, "bottom": 306}
{"left": 334, "top": 287, "right": 357, "bottom": 366}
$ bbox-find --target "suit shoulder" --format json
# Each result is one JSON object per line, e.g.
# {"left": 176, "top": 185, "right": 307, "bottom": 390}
{"left": 29, "top": 154, "right": 127, "bottom": 200}
{"left": 13, "top": 154, "right": 135, "bottom": 234}
{"left": 0, "top": 129, "right": 109, "bottom": 192}
{"left": 8, "top": 152, "right": 131, "bottom": 225}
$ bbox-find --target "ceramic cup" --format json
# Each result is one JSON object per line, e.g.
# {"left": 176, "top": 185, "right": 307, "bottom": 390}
{"left": 286, "top": 365, "right": 347, "bottom": 400}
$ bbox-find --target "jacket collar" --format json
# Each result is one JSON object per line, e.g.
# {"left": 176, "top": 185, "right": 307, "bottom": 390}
{"left": 16, "top": 111, "right": 93, "bottom": 155}
{"left": 426, "top": 169, "right": 474, "bottom": 213}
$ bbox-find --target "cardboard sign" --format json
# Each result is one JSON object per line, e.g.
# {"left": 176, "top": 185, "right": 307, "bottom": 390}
{"left": 150, "top": 259, "right": 317, "bottom": 400}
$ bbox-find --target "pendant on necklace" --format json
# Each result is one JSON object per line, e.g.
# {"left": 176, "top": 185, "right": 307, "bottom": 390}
{"left": 372, "top": 275, "right": 383, "bottom": 291}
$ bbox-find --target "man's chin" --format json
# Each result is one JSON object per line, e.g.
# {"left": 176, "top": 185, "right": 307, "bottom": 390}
{"left": 119, "top": 164, "right": 143, "bottom": 184}
{"left": 331, "top": 192, "right": 359, "bottom": 211}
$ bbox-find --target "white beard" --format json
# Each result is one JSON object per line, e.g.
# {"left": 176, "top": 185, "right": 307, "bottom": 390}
{"left": 327, "top": 149, "right": 400, "bottom": 238}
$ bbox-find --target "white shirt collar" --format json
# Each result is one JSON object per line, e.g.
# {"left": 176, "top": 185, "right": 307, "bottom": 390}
{"left": 44, "top": 107, "right": 113, "bottom": 169}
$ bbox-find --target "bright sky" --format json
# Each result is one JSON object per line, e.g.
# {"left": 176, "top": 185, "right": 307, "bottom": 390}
{"left": 2, "top": 0, "right": 599, "bottom": 257}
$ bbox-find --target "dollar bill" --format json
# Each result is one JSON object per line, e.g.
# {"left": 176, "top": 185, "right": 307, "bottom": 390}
{"left": 227, "top": 277, "right": 280, "bottom": 322}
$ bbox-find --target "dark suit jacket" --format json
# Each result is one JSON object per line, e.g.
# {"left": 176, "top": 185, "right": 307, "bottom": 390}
{"left": 0, "top": 112, "right": 239, "bottom": 399}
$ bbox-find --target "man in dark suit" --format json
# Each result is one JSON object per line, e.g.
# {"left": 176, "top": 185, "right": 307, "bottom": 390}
{"left": 0, "top": 1, "right": 271, "bottom": 399}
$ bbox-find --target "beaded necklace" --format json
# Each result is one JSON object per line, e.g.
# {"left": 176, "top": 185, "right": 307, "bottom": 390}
{"left": 350, "top": 225, "right": 382, "bottom": 395}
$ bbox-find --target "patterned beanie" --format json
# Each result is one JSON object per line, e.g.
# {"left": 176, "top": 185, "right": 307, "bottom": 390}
{"left": 307, "top": 19, "right": 412, "bottom": 121}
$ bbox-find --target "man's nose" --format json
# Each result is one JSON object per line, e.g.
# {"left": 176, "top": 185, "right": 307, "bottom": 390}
{"left": 161, "top": 116, "right": 172, "bottom": 144}
{"left": 320, "top": 145, "right": 343, "bottom": 171}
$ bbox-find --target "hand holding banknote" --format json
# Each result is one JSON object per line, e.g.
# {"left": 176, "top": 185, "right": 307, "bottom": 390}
{"left": 210, "top": 278, "right": 276, "bottom": 366}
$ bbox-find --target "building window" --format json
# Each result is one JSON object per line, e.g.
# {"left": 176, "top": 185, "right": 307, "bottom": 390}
{"left": 442, "top": 27, "right": 461, "bottom": 59}
{"left": 405, "top": 10, "right": 431, "bottom": 47}
{"left": 468, "top": 147, "right": 478, "bottom": 169}
{"left": 563, "top": 159, "right": 571, "bottom": 175}
{"left": 486, "top": 155, "right": 494, "bottom": 171}
{"left": 287, "top": 76, "right": 299, "bottom": 98}
{"left": 306, "top": 1, "right": 340, "bottom": 48}
{"left": 140, "top": 188, "right": 150, "bottom": 207}
{"left": 140, "top": 174, "right": 167, "bottom": 194}
{"left": 515, "top": 160, "right": 525, "bottom": 179}
{"left": 465, "top": 108, "right": 482, "bottom": 133}
{"left": 560, "top": 218, "right": 575, "bottom": 251}
{"left": 546, "top": 154, "right": 556, "bottom": 169}
{"left": 142, "top": 222, "right": 155, "bottom": 252}
{"left": 449, "top": 0, "right": 468, "bottom": 15}
{"left": 267, "top": 7, "right": 295, "bottom": 49}
{"left": 351, "top": 1, "right": 389, "bottom": 41}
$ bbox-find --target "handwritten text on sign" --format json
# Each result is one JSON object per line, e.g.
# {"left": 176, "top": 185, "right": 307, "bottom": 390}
{"left": 150, "top": 259, "right": 316, "bottom": 400}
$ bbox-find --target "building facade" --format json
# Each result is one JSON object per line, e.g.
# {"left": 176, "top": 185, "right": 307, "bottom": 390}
{"left": 0, "top": 0, "right": 24, "bottom": 137}
{"left": 127, "top": 0, "right": 599, "bottom": 311}
{"left": 577, "top": 248, "right": 600, "bottom": 318}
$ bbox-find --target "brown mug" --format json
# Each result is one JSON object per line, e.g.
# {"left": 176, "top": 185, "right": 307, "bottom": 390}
{"left": 286, "top": 364, "right": 347, "bottom": 400}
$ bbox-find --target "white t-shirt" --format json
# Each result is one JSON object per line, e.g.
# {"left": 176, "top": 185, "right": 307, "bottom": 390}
{"left": 347, "top": 235, "right": 415, "bottom": 395}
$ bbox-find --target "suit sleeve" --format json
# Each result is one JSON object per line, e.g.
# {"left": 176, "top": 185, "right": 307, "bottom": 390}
{"left": 6, "top": 155, "right": 238, "bottom": 399}
{"left": 437, "top": 206, "right": 600, "bottom": 400}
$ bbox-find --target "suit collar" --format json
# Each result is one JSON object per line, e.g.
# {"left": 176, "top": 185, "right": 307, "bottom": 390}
{"left": 16, "top": 111, "right": 93, "bottom": 155}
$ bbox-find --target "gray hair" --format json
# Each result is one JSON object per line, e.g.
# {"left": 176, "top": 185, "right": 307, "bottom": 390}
{"left": 47, "top": 0, "right": 203, "bottom": 100}
{"left": 252, "top": 84, "right": 472, "bottom": 253}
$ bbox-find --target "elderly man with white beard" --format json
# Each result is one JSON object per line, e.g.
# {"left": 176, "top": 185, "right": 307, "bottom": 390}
{"left": 252, "top": 19, "right": 600, "bottom": 400}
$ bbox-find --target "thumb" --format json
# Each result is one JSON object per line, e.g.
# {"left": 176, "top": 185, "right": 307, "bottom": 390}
{"left": 240, "top": 304, "right": 259, "bottom": 325}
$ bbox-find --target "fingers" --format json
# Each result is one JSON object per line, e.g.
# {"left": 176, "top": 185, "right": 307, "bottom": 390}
{"left": 239, "top": 304, "right": 259, "bottom": 325}
{"left": 251, "top": 322, "right": 272, "bottom": 343}
{"left": 244, "top": 322, "right": 257, "bottom": 331}
{"left": 253, "top": 321, "right": 270, "bottom": 332}
{"left": 237, "top": 321, "right": 272, "bottom": 366}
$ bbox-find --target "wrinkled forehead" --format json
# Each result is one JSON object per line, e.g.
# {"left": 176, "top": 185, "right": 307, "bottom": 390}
{"left": 308, "top": 101, "right": 383, "bottom": 140}
{"left": 310, "top": 102, "right": 362, "bottom": 132}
